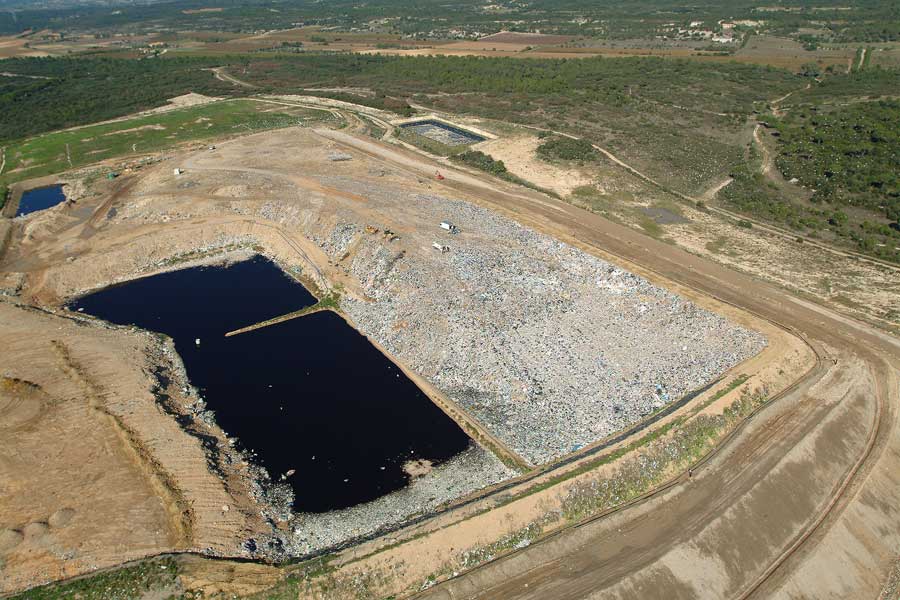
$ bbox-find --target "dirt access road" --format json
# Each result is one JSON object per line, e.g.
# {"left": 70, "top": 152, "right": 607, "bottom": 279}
{"left": 318, "top": 130, "right": 900, "bottom": 599}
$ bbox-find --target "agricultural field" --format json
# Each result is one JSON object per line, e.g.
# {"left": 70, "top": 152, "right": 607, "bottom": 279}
{"left": 0, "top": 34, "right": 49, "bottom": 58}
{"left": 159, "top": 28, "right": 439, "bottom": 56}
{"left": 869, "top": 44, "right": 900, "bottom": 69}
{"left": 368, "top": 33, "right": 860, "bottom": 72}
{"left": 731, "top": 34, "right": 856, "bottom": 71}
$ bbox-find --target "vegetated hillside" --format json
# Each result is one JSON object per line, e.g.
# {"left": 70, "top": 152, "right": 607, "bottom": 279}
{"left": 238, "top": 53, "right": 799, "bottom": 194}
{"left": 720, "top": 87, "right": 900, "bottom": 262}
{"left": 0, "top": 52, "right": 799, "bottom": 197}
{"left": 785, "top": 68, "right": 900, "bottom": 105}
{"left": 0, "top": 57, "right": 237, "bottom": 143}
{"left": 243, "top": 53, "right": 796, "bottom": 115}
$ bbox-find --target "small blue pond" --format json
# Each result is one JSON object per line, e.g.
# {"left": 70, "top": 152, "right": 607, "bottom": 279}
{"left": 69, "top": 256, "right": 471, "bottom": 513}
{"left": 16, "top": 185, "right": 66, "bottom": 217}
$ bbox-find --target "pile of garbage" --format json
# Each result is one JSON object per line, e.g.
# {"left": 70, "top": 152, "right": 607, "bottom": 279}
{"left": 327, "top": 183, "right": 766, "bottom": 465}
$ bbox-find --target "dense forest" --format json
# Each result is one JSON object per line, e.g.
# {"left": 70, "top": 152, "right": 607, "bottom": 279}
{"left": 0, "top": 57, "right": 237, "bottom": 142}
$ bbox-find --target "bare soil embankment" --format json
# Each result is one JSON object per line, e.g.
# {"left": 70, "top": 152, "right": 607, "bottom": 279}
{"left": 0, "top": 301, "right": 257, "bottom": 595}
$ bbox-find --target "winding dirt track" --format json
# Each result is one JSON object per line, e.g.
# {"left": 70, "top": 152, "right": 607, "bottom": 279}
{"left": 210, "top": 67, "right": 258, "bottom": 89}
{"left": 318, "top": 129, "right": 900, "bottom": 599}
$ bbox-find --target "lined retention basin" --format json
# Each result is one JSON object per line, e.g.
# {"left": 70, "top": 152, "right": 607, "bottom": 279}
{"left": 69, "top": 255, "right": 472, "bottom": 513}
{"left": 399, "top": 119, "right": 486, "bottom": 146}
{"left": 15, "top": 185, "right": 66, "bottom": 217}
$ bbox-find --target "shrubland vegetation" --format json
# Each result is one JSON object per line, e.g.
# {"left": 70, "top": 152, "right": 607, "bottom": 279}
{"left": 708, "top": 66, "right": 896, "bottom": 261}
{"left": 721, "top": 95, "right": 900, "bottom": 262}
{"left": 784, "top": 68, "right": 900, "bottom": 106}
{"left": 451, "top": 150, "right": 509, "bottom": 176}
{"left": 773, "top": 100, "right": 899, "bottom": 219}
{"left": 0, "top": 48, "right": 896, "bottom": 261}
{"left": 0, "top": 53, "right": 797, "bottom": 187}
{"left": 235, "top": 54, "right": 796, "bottom": 115}
{"left": 234, "top": 53, "right": 798, "bottom": 194}
{"left": 536, "top": 136, "right": 598, "bottom": 162}
{"left": 10, "top": 555, "right": 181, "bottom": 600}
{"left": 451, "top": 150, "right": 559, "bottom": 197}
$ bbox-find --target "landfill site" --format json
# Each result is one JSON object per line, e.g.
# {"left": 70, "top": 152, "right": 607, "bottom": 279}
{"left": 2, "top": 120, "right": 897, "bottom": 600}
{"left": 6, "top": 126, "right": 762, "bottom": 459}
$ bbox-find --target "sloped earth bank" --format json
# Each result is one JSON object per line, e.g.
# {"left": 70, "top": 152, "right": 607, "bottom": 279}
{"left": 0, "top": 126, "right": 772, "bottom": 592}
{"left": 0, "top": 300, "right": 258, "bottom": 594}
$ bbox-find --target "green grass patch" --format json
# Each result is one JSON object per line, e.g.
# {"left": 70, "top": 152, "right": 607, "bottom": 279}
{"left": 313, "top": 289, "right": 342, "bottom": 312}
{"left": 637, "top": 215, "right": 663, "bottom": 237}
{"left": 0, "top": 99, "right": 332, "bottom": 190}
{"left": 698, "top": 374, "right": 749, "bottom": 411}
{"left": 0, "top": 57, "right": 236, "bottom": 143}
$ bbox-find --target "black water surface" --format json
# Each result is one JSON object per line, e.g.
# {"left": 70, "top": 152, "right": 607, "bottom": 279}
{"left": 70, "top": 256, "right": 471, "bottom": 512}
{"left": 16, "top": 185, "right": 66, "bottom": 216}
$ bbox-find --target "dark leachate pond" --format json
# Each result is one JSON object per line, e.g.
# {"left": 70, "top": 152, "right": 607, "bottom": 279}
{"left": 16, "top": 185, "right": 66, "bottom": 217}
{"left": 69, "top": 256, "right": 471, "bottom": 513}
